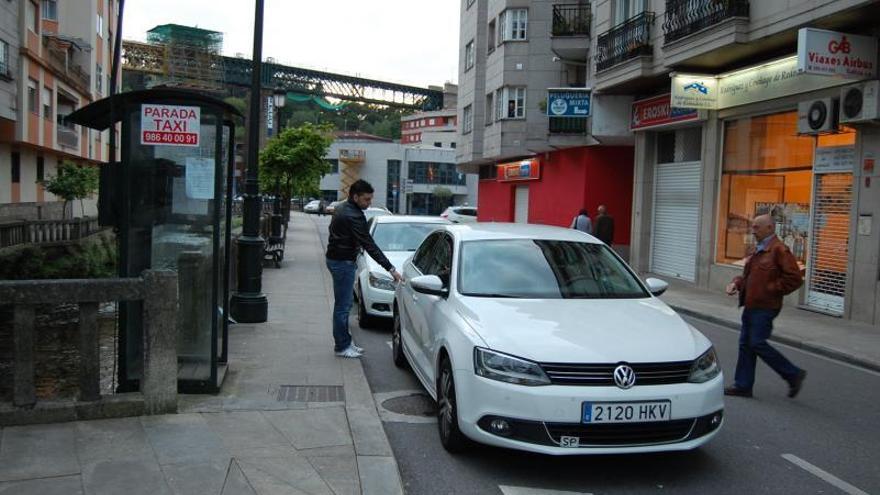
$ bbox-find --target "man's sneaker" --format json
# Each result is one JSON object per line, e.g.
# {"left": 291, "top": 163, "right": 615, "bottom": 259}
{"left": 788, "top": 370, "right": 807, "bottom": 398}
{"left": 351, "top": 342, "right": 364, "bottom": 353}
{"left": 335, "top": 345, "right": 363, "bottom": 358}
{"left": 724, "top": 386, "right": 753, "bottom": 398}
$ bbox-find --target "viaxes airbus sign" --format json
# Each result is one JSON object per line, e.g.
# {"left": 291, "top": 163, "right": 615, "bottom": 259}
{"left": 797, "top": 28, "right": 877, "bottom": 79}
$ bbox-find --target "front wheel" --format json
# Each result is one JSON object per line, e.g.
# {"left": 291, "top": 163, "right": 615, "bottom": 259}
{"left": 437, "top": 358, "right": 469, "bottom": 453}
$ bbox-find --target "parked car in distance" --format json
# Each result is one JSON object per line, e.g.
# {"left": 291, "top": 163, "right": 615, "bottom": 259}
{"left": 303, "top": 200, "right": 321, "bottom": 214}
{"left": 355, "top": 215, "right": 451, "bottom": 327}
{"left": 441, "top": 206, "right": 478, "bottom": 223}
{"left": 393, "top": 223, "right": 723, "bottom": 455}
{"left": 364, "top": 206, "right": 393, "bottom": 223}
{"left": 325, "top": 200, "right": 346, "bottom": 215}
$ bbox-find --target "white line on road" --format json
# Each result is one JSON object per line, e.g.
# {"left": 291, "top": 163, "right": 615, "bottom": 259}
{"left": 499, "top": 486, "right": 592, "bottom": 495}
{"left": 781, "top": 454, "right": 870, "bottom": 495}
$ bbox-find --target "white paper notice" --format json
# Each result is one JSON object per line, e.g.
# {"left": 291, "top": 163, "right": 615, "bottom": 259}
{"left": 186, "top": 157, "right": 215, "bottom": 200}
{"left": 172, "top": 178, "right": 208, "bottom": 215}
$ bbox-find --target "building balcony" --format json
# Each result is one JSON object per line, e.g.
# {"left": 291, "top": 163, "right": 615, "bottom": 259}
{"left": 57, "top": 126, "right": 79, "bottom": 150}
{"left": 663, "top": 0, "right": 749, "bottom": 45}
{"left": 338, "top": 149, "right": 365, "bottom": 163}
{"left": 552, "top": 4, "right": 591, "bottom": 37}
{"left": 595, "top": 12, "right": 655, "bottom": 73}
{"left": 43, "top": 35, "right": 91, "bottom": 96}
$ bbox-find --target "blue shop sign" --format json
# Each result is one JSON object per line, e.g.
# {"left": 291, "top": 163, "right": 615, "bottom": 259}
{"left": 547, "top": 90, "right": 591, "bottom": 118}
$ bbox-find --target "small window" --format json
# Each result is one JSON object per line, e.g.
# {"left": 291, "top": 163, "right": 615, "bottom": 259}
{"left": 429, "top": 118, "right": 436, "bottom": 126}
{"left": 42, "top": 0, "right": 57, "bottom": 20}
{"left": 465, "top": 40, "right": 475, "bottom": 71}
{"left": 0, "top": 40, "right": 9, "bottom": 77}
{"left": 499, "top": 9, "right": 528, "bottom": 42}
{"left": 36, "top": 157, "right": 44, "bottom": 181}
{"left": 495, "top": 87, "right": 526, "bottom": 120}
{"left": 28, "top": 79, "right": 38, "bottom": 113}
{"left": 96, "top": 64, "right": 103, "bottom": 93}
{"left": 450, "top": 142, "right": 456, "bottom": 149}
{"left": 97, "top": 14, "right": 103, "bottom": 36}
{"left": 42, "top": 87, "right": 52, "bottom": 120}
{"left": 11, "top": 152, "right": 20, "bottom": 183}
{"left": 26, "top": 1, "right": 38, "bottom": 33}
{"left": 434, "top": 142, "right": 442, "bottom": 148}
{"left": 487, "top": 20, "right": 496, "bottom": 53}
{"left": 462, "top": 105, "right": 473, "bottom": 134}
{"left": 485, "top": 93, "right": 494, "bottom": 126}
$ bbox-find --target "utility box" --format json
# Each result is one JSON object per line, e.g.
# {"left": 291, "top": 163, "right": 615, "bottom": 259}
{"left": 68, "top": 89, "right": 241, "bottom": 393}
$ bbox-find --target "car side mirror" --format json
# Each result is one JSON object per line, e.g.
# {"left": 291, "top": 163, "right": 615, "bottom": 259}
{"left": 410, "top": 275, "right": 448, "bottom": 297}
{"left": 645, "top": 277, "right": 668, "bottom": 297}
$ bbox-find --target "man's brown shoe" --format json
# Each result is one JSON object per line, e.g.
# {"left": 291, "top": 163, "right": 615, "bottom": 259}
{"left": 788, "top": 370, "right": 807, "bottom": 398}
{"left": 724, "top": 386, "right": 753, "bottom": 397}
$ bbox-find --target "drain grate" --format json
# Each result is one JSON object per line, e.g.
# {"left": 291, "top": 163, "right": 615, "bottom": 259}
{"left": 276, "top": 385, "right": 345, "bottom": 403}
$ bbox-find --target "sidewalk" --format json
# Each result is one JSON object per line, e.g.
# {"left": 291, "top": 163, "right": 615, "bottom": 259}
{"left": 658, "top": 276, "right": 880, "bottom": 372}
{"left": 0, "top": 212, "right": 403, "bottom": 495}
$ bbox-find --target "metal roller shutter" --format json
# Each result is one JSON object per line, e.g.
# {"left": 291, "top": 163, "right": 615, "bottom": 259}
{"left": 650, "top": 161, "right": 701, "bottom": 281}
{"left": 806, "top": 173, "right": 852, "bottom": 315}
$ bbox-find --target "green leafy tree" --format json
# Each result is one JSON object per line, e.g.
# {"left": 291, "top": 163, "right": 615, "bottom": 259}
{"left": 40, "top": 161, "right": 99, "bottom": 218}
{"left": 432, "top": 186, "right": 453, "bottom": 212}
{"left": 259, "top": 123, "right": 335, "bottom": 205}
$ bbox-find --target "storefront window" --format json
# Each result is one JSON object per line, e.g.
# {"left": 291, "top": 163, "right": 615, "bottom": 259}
{"left": 715, "top": 111, "right": 855, "bottom": 267}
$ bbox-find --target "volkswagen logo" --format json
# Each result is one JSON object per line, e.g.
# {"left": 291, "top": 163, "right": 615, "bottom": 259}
{"left": 613, "top": 364, "right": 636, "bottom": 389}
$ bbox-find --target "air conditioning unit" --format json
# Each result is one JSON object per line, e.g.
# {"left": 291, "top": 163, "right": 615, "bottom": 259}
{"left": 839, "top": 80, "right": 880, "bottom": 124}
{"left": 797, "top": 98, "right": 838, "bottom": 135}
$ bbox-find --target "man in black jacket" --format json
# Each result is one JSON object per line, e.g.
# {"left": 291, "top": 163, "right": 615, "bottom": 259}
{"left": 594, "top": 204, "right": 615, "bottom": 245}
{"left": 326, "top": 180, "right": 403, "bottom": 357}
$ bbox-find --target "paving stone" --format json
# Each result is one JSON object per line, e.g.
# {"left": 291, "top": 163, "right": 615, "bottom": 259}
{"left": 82, "top": 459, "right": 171, "bottom": 495}
{"left": 0, "top": 423, "right": 79, "bottom": 482}
{"left": 263, "top": 408, "right": 352, "bottom": 450}
{"left": 141, "top": 414, "right": 228, "bottom": 465}
{"left": 307, "top": 455, "right": 360, "bottom": 495}
{"left": 220, "top": 459, "right": 257, "bottom": 495}
{"left": 161, "top": 459, "right": 229, "bottom": 495}
{"left": 202, "top": 411, "right": 289, "bottom": 452}
{"left": 357, "top": 456, "right": 404, "bottom": 495}
{"left": 0, "top": 475, "right": 83, "bottom": 495}
{"left": 237, "top": 455, "right": 333, "bottom": 495}
{"left": 346, "top": 406, "right": 393, "bottom": 457}
{"left": 75, "top": 417, "right": 155, "bottom": 465}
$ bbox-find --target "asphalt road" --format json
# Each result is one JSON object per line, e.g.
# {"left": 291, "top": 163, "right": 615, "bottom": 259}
{"left": 312, "top": 214, "right": 880, "bottom": 495}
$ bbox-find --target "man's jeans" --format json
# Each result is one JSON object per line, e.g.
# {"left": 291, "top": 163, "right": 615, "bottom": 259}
{"left": 734, "top": 308, "right": 801, "bottom": 391}
{"left": 326, "top": 259, "right": 356, "bottom": 352}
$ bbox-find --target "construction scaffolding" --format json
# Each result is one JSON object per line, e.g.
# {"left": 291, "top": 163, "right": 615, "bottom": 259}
{"left": 142, "top": 24, "right": 225, "bottom": 91}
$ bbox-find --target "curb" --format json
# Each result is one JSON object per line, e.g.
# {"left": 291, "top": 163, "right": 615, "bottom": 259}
{"left": 670, "top": 305, "right": 880, "bottom": 374}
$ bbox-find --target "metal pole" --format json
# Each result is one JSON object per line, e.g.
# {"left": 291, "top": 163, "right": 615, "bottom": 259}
{"left": 230, "top": 0, "right": 268, "bottom": 323}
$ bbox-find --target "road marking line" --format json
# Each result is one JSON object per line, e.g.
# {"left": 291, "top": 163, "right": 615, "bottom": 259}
{"left": 781, "top": 454, "right": 869, "bottom": 495}
{"left": 499, "top": 486, "right": 591, "bottom": 495}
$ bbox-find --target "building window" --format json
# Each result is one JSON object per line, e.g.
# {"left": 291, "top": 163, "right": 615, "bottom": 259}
{"left": 11, "top": 152, "right": 20, "bottom": 183}
{"left": 97, "top": 14, "right": 104, "bottom": 36}
{"left": 434, "top": 142, "right": 442, "bottom": 148}
{"left": 42, "top": 87, "right": 52, "bottom": 120}
{"left": 37, "top": 157, "right": 44, "bottom": 181}
{"left": 614, "top": 0, "right": 645, "bottom": 26}
{"left": 27, "top": 79, "right": 38, "bottom": 113}
{"left": 0, "top": 40, "right": 9, "bottom": 77}
{"left": 465, "top": 40, "right": 475, "bottom": 71}
{"left": 410, "top": 162, "right": 466, "bottom": 186}
{"left": 487, "top": 19, "right": 496, "bottom": 53}
{"left": 96, "top": 64, "right": 103, "bottom": 93}
{"left": 495, "top": 87, "right": 526, "bottom": 119}
{"left": 714, "top": 112, "right": 858, "bottom": 267}
{"left": 451, "top": 142, "right": 456, "bottom": 149}
{"left": 479, "top": 163, "right": 497, "bottom": 180}
{"left": 326, "top": 158, "right": 339, "bottom": 174}
{"left": 485, "top": 93, "right": 494, "bottom": 125}
{"left": 386, "top": 159, "right": 401, "bottom": 213}
{"left": 26, "top": 1, "right": 38, "bottom": 33}
{"left": 462, "top": 105, "right": 473, "bottom": 134}
{"left": 500, "top": 9, "right": 528, "bottom": 42}
{"left": 42, "top": 0, "right": 57, "bottom": 20}
{"left": 429, "top": 118, "right": 436, "bottom": 126}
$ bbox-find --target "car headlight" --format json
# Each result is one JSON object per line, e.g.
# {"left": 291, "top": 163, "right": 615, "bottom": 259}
{"left": 368, "top": 272, "right": 396, "bottom": 291}
{"left": 473, "top": 347, "right": 551, "bottom": 386}
{"left": 688, "top": 347, "right": 721, "bottom": 383}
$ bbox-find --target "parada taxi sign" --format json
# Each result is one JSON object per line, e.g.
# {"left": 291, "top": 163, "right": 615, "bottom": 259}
{"left": 140, "top": 104, "right": 200, "bottom": 147}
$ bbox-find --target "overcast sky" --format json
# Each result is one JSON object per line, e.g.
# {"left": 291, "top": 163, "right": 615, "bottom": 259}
{"left": 122, "top": 0, "right": 460, "bottom": 89}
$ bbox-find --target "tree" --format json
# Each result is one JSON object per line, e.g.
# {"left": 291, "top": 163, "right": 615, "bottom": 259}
{"left": 432, "top": 186, "right": 453, "bottom": 213}
{"left": 259, "top": 123, "right": 335, "bottom": 206}
{"left": 40, "top": 161, "right": 99, "bottom": 218}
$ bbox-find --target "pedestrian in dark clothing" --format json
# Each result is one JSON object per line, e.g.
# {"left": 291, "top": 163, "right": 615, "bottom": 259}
{"left": 570, "top": 209, "right": 592, "bottom": 234}
{"left": 594, "top": 204, "right": 615, "bottom": 245}
{"left": 318, "top": 199, "right": 326, "bottom": 216}
{"left": 326, "top": 180, "right": 403, "bottom": 358}
{"left": 724, "top": 214, "right": 806, "bottom": 398}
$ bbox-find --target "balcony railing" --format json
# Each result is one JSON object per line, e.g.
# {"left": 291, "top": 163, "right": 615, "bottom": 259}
{"left": 663, "top": 0, "right": 749, "bottom": 44}
{"left": 43, "top": 38, "right": 91, "bottom": 95}
{"left": 552, "top": 4, "right": 591, "bottom": 37}
{"left": 549, "top": 117, "right": 588, "bottom": 134}
{"left": 596, "top": 12, "right": 655, "bottom": 72}
{"left": 57, "top": 126, "right": 79, "bottom": 149}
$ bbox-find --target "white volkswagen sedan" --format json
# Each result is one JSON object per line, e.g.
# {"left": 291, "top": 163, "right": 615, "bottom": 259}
{"left": 355, "top": 215, "right": 451, "bottom": 327}
{"left": 392, "top": 223, "right": 724, "bottom": 455}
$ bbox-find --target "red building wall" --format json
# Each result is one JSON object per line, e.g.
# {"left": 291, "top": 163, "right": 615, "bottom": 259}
{"left": 475, "top": 146, "right": 634, "bottom": 245}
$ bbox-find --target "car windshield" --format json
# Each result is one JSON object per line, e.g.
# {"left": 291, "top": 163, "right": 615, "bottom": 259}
{"left": 373, "top": 223, "right": 443, "bottom": 252}
{"left": 459, "top": 239, "right": 648, "bottom": 299}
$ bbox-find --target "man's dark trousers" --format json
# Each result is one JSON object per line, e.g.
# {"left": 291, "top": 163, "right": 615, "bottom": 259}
{"left": 326, "top": 259, "right": 356, "bottom": 352}
{"left": 733, "top": 308, "right": 801, "bottom": 391}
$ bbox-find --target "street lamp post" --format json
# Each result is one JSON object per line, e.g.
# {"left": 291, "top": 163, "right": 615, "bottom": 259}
{"left": 271, "top": 90, "right": 286, "bottom": 232}
{"left": 230, "top": 0, "right": 268, "bottom": 323}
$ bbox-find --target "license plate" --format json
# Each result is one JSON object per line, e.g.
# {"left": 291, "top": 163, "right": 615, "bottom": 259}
{"left": 582, "top": 401, "right": 671, "bottom": 423}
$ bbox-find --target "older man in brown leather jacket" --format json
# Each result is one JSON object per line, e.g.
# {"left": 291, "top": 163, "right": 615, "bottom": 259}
{"left": 724, "top": 214, "right": 807, "bottom": 399}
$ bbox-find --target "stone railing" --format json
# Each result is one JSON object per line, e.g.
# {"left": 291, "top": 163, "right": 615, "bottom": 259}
{"left": 0, "top": 271, "right": 178, "bottom": 425}
{"left": 0, "top": 217, "right": 101, "bottom": 249}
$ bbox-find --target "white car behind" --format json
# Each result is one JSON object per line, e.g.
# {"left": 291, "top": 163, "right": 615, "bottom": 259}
{"left": 392, "top": 223, "right": 724, "bottom": 455}
{"left": 441, "top": 206, "right": 478, "bottom": 223}
{"left": 355, "top": 215, "right": 451, "bottom": 327}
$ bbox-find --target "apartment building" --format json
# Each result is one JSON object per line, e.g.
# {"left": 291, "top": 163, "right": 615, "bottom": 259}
{"left": 320, "top": 131, "right": 478, "bottom": 215}
{"left": 0, "top": 0, "right": 119, "bottom": 220}
{"left": 578, "top": 0, "right": 879, "bottom": 324}
{"left": 401, "top": 83, "right": 460, "bottom": 149}
{"left": 456, "top": 0, "right": 635, "bottom": 253}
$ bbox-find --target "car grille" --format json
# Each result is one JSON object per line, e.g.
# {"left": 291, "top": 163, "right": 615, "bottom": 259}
{"left": 545, "top": 419, "right": 695, "bottom": 446}
{"left": 539, "top": 361, "right": 693, "bottom": 386}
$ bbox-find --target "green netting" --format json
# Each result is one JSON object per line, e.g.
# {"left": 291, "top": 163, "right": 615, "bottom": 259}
{"left": 286, "top": 92, "right": 349, "bottom": 111}
{"left": 147, "top": 24, "right": 223, "bottom": 52}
